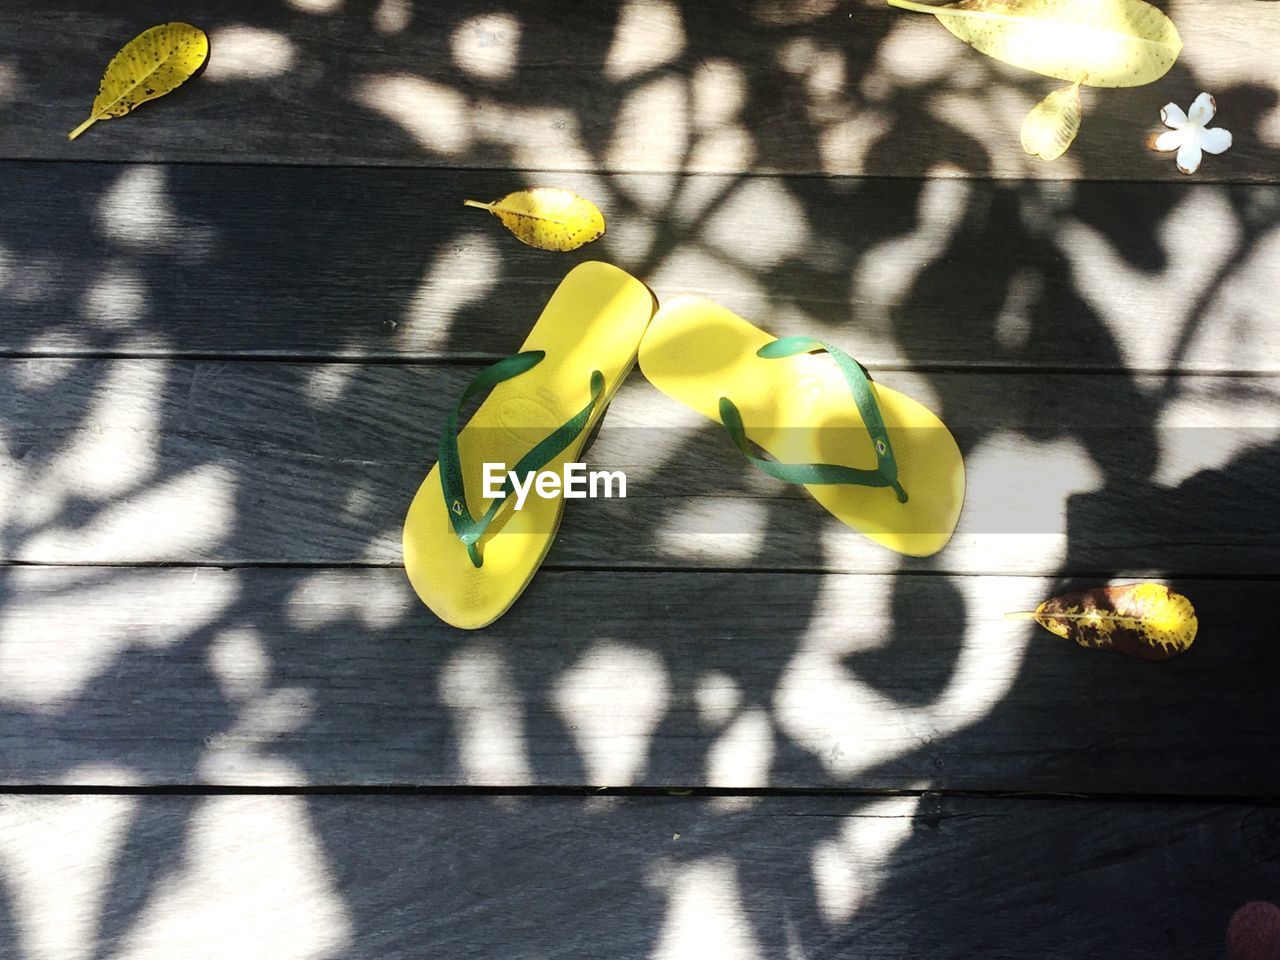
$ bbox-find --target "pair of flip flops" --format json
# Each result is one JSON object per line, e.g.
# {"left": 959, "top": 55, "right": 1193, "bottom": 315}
{"left": 403, "top": 262, "right": 966, "bottom": 629}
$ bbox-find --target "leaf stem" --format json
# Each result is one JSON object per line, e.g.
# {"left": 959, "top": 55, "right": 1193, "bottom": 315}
{"left": 464, "top": 199, "right": 569, "bottom": 226}
{"left": 68, "top": 115, "right": 99, "bottom": 141}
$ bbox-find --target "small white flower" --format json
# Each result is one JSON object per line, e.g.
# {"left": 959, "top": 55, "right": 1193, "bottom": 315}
{"left": 1149, "top": 92, "right": 1232, "bottom": 174}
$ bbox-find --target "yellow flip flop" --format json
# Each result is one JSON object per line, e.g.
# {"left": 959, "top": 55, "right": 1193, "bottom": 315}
{"left": 403, "top": 262, "right": 656, "bottom": 628}
{"left": 638, "top": 296, "right": 965, "bottom": 557}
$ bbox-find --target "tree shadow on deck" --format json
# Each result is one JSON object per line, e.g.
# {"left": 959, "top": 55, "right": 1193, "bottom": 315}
{"left": 1, "top": 0, "right": 1279, "bottom": 957}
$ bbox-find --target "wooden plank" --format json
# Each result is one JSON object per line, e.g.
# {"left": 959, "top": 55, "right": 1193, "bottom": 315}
{"left": 2, "top": 164, "right": 1280, "bottom": 371}
{"left": 0, "top": 794, "right": 1277, "bottom": 959}
{"left": 1, "top": 0, "right": 1278, "bottom": 181}
{"left": 0, "top": 566, "right": 1275, "bottom": 791}
{"left": 1, "top": 359, "right": 1276, "bottom": 575}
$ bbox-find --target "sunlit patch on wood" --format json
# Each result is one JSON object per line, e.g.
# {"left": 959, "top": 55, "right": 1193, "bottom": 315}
{"left": 204, "top": 26, "right": 296, "bottom": 81}
{"left": 451, "top": 12, "right": 521, "bottom": 80}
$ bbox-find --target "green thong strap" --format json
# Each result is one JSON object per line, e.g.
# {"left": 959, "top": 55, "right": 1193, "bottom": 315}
{"left": 718, "top": 336, "right": 908, "bottom": 503}
{"left": 438, "top": 351, "right": 605, "bottom": 567}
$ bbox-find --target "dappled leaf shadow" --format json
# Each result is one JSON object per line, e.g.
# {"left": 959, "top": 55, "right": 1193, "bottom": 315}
{"left": 0, "top": 0, "right": 1278, "bottom": 956}
{"left": 841, "top": 570, "right": 966, "bottom": 708}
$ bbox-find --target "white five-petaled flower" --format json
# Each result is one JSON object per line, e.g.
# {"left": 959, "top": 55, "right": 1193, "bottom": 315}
{"left": 1150, "top": 92, "right": 1232, "bottom": 175}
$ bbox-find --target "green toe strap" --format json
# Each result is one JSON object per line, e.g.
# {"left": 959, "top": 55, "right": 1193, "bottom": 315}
{"left": 438, "top": 351, "right": 605, "bottom": 567}
{"left": 719, "top": 336, "right": 908, "bottom": 503}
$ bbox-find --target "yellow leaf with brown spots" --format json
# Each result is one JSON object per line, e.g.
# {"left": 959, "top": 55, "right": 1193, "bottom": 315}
{"left": 1012, "top": 583, "right": 1197, "bottom": 661}
{"left": 886, "top": 0, "right": 1181, "bottom": 88}
{"left": 69, "top": 23, "right": 209, "bottom": 141}
{"left": 463, "top": 189, "right": 606, "bottom": 252}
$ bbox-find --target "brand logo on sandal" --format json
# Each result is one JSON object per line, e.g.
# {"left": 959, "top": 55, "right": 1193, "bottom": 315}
{"left": 483, "top": 463, "right": 627, "bottom": 511}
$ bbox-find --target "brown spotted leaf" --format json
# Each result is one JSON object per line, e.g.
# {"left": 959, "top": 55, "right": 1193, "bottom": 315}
{"left": 885, "top": 0, "right": 1181, "bottom": 88}
{"left": 1014, "top": 583, "right": 1197, "bottom": 660}
{"left": 463, "top": 188, "right": 605, "bottom": 252}
{"left": 69, "top": 23, "right": 209, "bottom": 141}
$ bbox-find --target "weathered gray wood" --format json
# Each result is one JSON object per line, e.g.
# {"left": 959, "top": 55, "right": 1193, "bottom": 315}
{"left": 2, "top": 0, "right": 1278, "bottom": 181}
{"left": 0, "top": 792, "right": 1276, "bottom": 959}
{"left": 0, "top": 566, "right": 1274, "bottom": 791}
{"left": 2, "top": 163, "right": 1279, "bottom": 372}
{"left": 2, "top": 359, "right": 1276, "bottom": 575}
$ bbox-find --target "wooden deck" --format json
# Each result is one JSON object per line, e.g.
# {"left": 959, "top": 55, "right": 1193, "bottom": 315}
{"left": 1, "top": 0, "right": 1278, "bottom": 957}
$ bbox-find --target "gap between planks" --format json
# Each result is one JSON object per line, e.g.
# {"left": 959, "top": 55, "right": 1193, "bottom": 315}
{"left": 2, "top": 560, "right": 1279, "bottom": 583}
{"left": 7, "top": 154, "right": 1280, "bottom": 188}
{"left": 2, "top": 784, "right": 1279, "bottom": 805}
{"left": 4, "top": 352, "right": 1280, "bottom": 379}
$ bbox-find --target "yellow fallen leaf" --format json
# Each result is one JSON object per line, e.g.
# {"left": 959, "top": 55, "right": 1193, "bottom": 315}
{"left": 69, "top": 22, "right": 209, "bottom": 141}
{"left": 463, "top": 188, "right": 606, "bottom": 252}
{"left": 1007, "top": 583, "right": 1197, "bottom": 660}
{"left": 1021, "top": 82, "right": 1082, "bottom": 160}
{"left": 886, "top": 0, "right": 1182, "bottom": 88}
